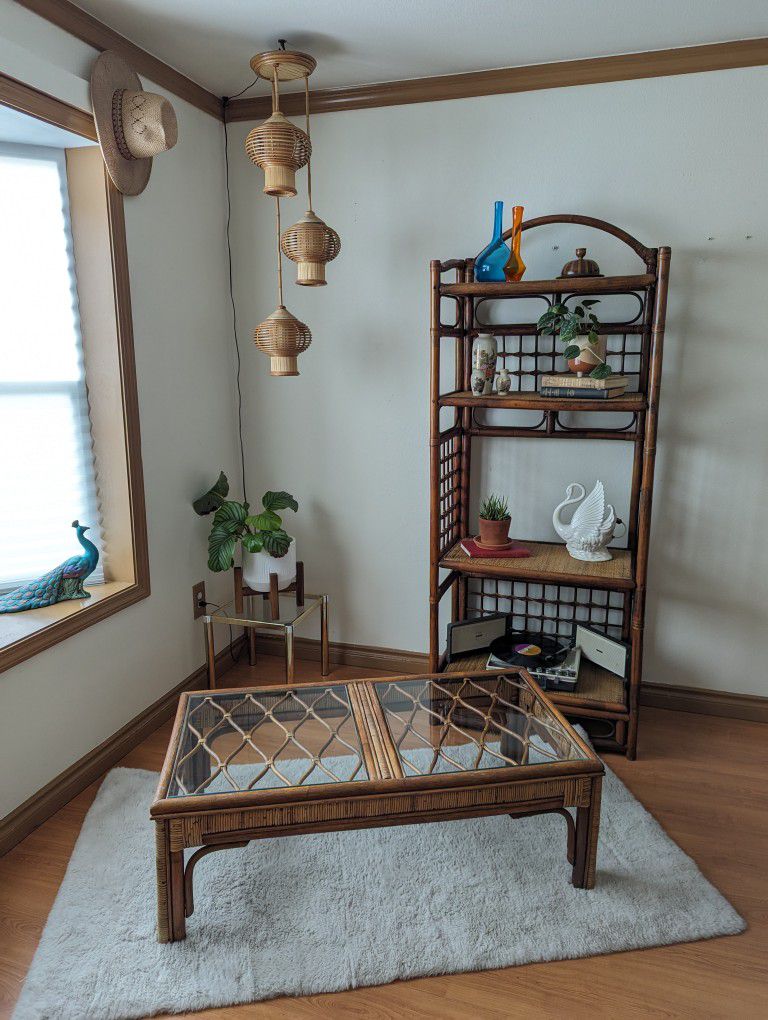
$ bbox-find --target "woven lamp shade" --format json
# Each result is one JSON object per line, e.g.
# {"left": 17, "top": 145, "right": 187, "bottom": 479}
{"left": 253, "top": 305, "right": 312, "bottom": 376}
{"left": 281, "top": 211, "right": 341, "bottom": 286}
{"left": 245, "top": 112, "right": 311, "bottom": 197}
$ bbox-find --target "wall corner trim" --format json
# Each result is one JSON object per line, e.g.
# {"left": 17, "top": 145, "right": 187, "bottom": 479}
{"left": 226, "top": 36, "right": 768, "bottom": 121}
{"left": 14, "top": 0, "right": 223, "bottom": 118}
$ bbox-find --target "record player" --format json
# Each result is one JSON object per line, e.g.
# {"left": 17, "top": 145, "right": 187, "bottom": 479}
{"left": 486, "top": 632, "right": 581, "bottom": 692}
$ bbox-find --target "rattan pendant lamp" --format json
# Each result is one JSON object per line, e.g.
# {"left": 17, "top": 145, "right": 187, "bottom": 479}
{"left": 254, "top": 197, "right": 312, "bottom": 376}
{"left": 245, "top": 48, "right": 313, "bottom": 197}
{"left": 280, "top": 76, "right": 341, "bottom": 286}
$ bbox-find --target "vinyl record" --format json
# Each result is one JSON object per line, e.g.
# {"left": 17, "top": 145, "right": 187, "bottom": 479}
{"left": 488, "top": 632, "right": 567, "bottom": 669}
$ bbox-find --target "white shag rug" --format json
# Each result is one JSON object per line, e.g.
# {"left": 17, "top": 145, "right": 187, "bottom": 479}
{"left": 14, "top": 753, "right": 744, "bottom": 1020}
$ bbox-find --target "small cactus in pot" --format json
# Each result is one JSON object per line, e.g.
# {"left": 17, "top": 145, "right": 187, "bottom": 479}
{"left": 478, "top": 493, "right": 511, "bottom": 547}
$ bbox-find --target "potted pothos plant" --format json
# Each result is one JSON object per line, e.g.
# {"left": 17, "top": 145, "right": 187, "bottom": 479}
{"left": 193, "top": 472, "right": 299, "bottom": 591}
{"left": 537, "top": 299, "right": 611, "bottom": 379}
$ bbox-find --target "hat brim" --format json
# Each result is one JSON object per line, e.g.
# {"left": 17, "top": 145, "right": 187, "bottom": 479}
{"left": 90, "top": 50, "right": 152, "bottom": 196}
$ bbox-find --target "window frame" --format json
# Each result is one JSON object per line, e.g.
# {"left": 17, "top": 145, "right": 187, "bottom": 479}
{"left": 0, "top": 72, "right": 150, "bottom": 674}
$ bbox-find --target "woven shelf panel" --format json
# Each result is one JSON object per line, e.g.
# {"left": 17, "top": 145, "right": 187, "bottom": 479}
{"left": 442, "top": 541, "right": 633, "bottom": 586}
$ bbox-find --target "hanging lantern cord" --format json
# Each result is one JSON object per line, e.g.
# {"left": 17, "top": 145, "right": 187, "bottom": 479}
{"left": 271, "top": 68, "right": 280, "bottom": 113}
{"left": 275, "top": 196, "right": 284, "bottom": 307}
{"left": 304, "top": 73, "right": 312, "bottom": 211}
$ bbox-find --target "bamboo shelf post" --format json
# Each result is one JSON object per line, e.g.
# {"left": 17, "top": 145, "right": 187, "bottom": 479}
{"left": 428, "top": 214, "right": 670, "bottom": 758}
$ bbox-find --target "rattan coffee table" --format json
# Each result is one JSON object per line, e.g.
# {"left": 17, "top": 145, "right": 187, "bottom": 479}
{"left": 151, "top": 669, "right": 603, "bottom": 942}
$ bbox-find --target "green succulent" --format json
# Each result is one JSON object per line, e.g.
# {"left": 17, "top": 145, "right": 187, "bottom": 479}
{"left": 479, "top": 493, "right": 510, "bottom": 521}
{"left": 537, "top": 299, "right": 611, "bottom": 379}
{"left": 193, "top": 473, "right": 298, "bottom": 572}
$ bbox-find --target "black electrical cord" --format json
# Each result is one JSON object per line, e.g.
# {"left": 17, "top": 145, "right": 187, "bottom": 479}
{"left": 221, "top": 76, "right": 258, "bottom": 505}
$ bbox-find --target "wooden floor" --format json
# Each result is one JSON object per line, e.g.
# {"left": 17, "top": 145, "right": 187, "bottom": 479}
{"left": 1, "top": 654, "right": 765, "bottom": 1019}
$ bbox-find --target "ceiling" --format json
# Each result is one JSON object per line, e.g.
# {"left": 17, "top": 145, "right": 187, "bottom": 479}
{"left": 72, "top": 0, "right": 768, "bottom": 97}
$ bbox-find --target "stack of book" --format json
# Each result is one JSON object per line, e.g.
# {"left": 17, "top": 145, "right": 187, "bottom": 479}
{"left": 538, "top": 374, "right": 629, "bottom": 400}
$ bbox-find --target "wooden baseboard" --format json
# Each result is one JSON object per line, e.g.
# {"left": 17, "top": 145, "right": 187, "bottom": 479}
{"left": 259, "top": 635, "right": 768, "bottom": 724}
{"left": 255, "top": 633, "right": 430, "bottom": 675}
{"left": 640, "top": 682, "right": 768, "bottom": 723}
{"left": 0, "top": 637, "right": 243, "bottom": 857}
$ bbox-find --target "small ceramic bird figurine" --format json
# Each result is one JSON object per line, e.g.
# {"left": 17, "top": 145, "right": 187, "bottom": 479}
{"left": 552, "top": 482, "right": 625, "bottom": 562}
{"left": 0, "top": 521, "right": 99, "bottom": 614}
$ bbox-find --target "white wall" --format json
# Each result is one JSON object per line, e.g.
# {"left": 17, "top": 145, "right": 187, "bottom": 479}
{"left": 0, "top": 2, "right": 240, "bottom": 817}
{"left": 229, "top": 65, "right": 768, "bottom": 697}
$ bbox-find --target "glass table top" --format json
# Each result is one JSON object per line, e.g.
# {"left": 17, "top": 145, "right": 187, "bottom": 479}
{"left": 163, "top": 673, "right": 590, "bottom": 801}
{"left": 203, "top": 592, "right": 322, "bottom": 628}
{"left": 167, "top": 685, "right": 367, "bottom": 797}
{"left": 373, "top": 673, "right": 589, "bottom": 776}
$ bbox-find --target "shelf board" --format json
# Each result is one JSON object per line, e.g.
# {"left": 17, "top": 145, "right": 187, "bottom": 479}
{"left": 440, "top": 540, "right": 634, "bottom": 591}
{"left": 440, "top": 274, "right": 654, "bottom": 298}
{"left": 442, "top": 653, "right": 627, "bottom": 714}
{"left": 439, "top": 390, "right": 646, "bottom": 413}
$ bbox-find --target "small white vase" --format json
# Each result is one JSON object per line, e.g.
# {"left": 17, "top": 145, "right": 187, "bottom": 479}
{"left": 242, "top": 539, "right": 297, "bottom": 592}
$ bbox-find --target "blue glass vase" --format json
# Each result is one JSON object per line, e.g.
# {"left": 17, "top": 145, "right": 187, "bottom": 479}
{"left": 475, "top": 201, "right": 510, "bottom": 282}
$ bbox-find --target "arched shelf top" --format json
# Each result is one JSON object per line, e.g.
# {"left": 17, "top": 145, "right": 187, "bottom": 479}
{"left": 501, "top": 214, "right": 656, "bottom": 267}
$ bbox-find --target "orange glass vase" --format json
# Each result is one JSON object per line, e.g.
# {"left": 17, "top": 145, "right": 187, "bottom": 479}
{"left": 503, "top": 205, "right": 526, "bottom": 282}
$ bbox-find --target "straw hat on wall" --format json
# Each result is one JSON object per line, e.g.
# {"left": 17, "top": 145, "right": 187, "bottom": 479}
{"left": 90, "top": 50, "right": 178, "bottom": 196}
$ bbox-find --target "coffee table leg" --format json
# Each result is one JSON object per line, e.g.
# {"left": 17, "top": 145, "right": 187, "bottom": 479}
{"left": 205, "top": 619, "right": 216, "bottom": 690}
{"left": 155, "top": 821, "right": 186, "bottom": 942}
{"left": 572, "top": 775, "right": 602, "bottom": 889}
{"left": 285, "top": 625, "right": 295, "bottom": 683}
{"left": 320, "top": 595, "right": 330, "bottom": 676}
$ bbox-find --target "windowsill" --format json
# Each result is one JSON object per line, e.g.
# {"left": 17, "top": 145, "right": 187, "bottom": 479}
{"left": 0, "top": 578, "right": 149, "bottom": 674}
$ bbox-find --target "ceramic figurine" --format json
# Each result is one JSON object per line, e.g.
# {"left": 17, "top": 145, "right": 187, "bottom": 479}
{"left": 0, "top": 521, "right": 99, "bottom": 614}
{"left": 552, "top": 481, "right": 625, "bottom": 562}
{"left": 496, "top": 367, "right": 512, "bottom": 394}
{"left": 474, "top": 201, "right": 510, "bottom": 282}
{"left": 472, "top": 334, "right": 497, "bottom": 395}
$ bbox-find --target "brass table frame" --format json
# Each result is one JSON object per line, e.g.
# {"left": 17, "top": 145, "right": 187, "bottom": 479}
{"left": 152, "top": 669, "right": 604, "bottom": 943}
{"left": 202, "top": 593, "right": 329, "bottom": 688}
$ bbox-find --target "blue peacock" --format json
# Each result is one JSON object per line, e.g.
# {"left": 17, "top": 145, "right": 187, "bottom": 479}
{"left": 0, "top": 521, "right": 100, "bottom": 614}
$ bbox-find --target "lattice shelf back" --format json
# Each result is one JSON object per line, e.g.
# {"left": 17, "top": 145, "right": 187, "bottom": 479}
{"left": 466, "top": 576, "right": 630, "bottom": 643}
{"left": 437, "top": 428, "right": 463, "bottom": 557}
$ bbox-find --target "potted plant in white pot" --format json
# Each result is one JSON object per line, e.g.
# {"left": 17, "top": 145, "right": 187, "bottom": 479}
{"left": 537, "top": 299, "right": 611, "bottom": 379}
{"left": 193, "top": 472, "right": 299, "bottom": 591}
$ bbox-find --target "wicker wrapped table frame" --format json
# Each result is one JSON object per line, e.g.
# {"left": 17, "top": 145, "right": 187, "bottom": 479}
{"left": 151, "top": 669, "right": 603, "bottom": 942}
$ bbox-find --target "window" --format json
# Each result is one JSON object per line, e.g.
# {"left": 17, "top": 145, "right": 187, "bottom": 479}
{"left": 0, "top": 76, "right": 149, "bottom": 673}
{"left": 0, "top": 143, "right": 104, "bottom": 591}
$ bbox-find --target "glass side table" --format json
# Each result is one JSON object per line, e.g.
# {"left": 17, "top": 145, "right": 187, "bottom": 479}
{"left": 202, "top": 589, "right": 329, "bottom": 687}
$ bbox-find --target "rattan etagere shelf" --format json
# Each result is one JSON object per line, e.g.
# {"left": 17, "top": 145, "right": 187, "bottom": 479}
{"left": 429, "top": 213, "right": 670, "bottom": 758}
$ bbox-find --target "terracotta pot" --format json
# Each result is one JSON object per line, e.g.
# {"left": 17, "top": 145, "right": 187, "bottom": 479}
{"left": 567, "top": 334, "right": 607, "bottom": 377}
{"left": 478, "top": 517, "right": 510, "bottom": 547}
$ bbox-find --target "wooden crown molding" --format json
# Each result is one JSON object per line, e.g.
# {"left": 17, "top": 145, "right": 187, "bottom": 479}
{"left": 14, "top": 0, "right": 222, "bottom": 118}
{"left": 226, "top": 36, "right": 768, "bottom": 121}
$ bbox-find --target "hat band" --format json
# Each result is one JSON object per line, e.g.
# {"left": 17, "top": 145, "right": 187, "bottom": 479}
{"left": 111, "top": 89, "right": 137, "bottom": 161}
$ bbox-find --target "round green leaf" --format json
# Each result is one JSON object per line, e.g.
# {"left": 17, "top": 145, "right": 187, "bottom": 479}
{"left": 213, "top": 500, "right": 248, "bottom": 530}
{"left": 562, "top": 344, "right": 582, "bottom": 360}
{"left": 207, "top": 526, "right": 236, "bottom": 572}
{"left": 262, "top": 529, "right": 292, "bottom": 558}
{"left": 262, "top": 491, "right": 298, "bottom": 513}
{"left": 241, "top": 533, "right": 264, "bottom": 553}
{"left": 590, "top": 363, "right": 612, "bottom": 379}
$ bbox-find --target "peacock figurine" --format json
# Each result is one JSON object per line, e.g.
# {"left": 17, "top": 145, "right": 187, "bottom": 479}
{"left": 0, "top": 521, "right": 99, "bottom": 614}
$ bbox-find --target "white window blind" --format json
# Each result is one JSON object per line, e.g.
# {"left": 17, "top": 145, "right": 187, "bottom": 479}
{"left": 0, "top": 143, "right": 104, "bottom": 591}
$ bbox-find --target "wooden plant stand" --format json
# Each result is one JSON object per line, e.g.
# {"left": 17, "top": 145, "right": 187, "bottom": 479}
{"left": 429, "top": 214, "right": 671, "bottom": 758}
{"left": 152, "top": 669, "right": 604, "bottom": 942}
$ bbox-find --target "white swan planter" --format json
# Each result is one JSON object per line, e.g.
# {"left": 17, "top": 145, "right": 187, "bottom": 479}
{"left": 553, "top": 481, "right": 626, "bottom": 562}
